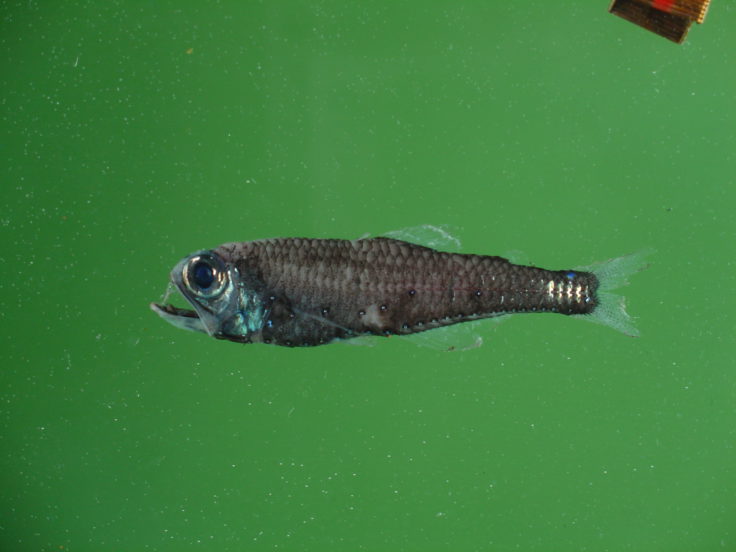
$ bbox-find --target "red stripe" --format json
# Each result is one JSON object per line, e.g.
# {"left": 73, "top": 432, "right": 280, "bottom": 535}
{"left": 652, "top": 0, "right": 675, "bottom": 12}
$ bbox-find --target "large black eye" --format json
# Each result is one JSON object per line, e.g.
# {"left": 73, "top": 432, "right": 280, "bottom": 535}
{"left": 183, "top": 252, "right": 226, "bottom": 297}
{"left": 192, "top": 261, "right": 215, "bottom": 289}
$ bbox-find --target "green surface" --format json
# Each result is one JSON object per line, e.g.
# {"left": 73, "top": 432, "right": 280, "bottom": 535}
{"left": 2, "top": 2, "right": 735, "bottom": 551}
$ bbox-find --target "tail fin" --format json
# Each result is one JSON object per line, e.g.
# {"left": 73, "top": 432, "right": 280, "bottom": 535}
{"left": 573, "top": 250, "right": 653, "bottom": 337}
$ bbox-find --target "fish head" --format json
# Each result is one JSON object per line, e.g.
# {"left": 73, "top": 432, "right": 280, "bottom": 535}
{"left": 150, "top": 250, "right": 268, "bottom": 341}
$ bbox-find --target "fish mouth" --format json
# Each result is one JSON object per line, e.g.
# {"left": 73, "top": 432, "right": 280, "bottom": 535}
{"left": 149, "top": 302, "right": 197, "bottom": 318}
{"left": 149, "top": 283, "right": 208, "bottom": 334}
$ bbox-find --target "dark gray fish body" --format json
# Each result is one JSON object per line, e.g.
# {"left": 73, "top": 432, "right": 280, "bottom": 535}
{"left": 151, "top": 236, "right": 624, "bottom": 348}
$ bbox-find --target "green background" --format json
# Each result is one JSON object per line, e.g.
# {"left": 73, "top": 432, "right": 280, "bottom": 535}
{"left": 2, "top": 1, "right": 735, "bottom": 551}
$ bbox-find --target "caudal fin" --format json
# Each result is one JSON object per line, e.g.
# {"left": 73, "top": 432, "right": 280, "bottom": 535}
{"left": 573, "top": 250, "right": 653, "bottom": 337}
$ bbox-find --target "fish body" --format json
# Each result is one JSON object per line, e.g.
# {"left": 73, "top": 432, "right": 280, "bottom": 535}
{"left": 151, "top": 236, "right": 647, "bottom": 347}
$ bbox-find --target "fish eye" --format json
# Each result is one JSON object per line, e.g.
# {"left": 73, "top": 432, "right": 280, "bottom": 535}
{"left": 183, "top": 253, "right": 226, "bottom": 297}
{"left": 192, "top": 261, "right": 215, "bottom": 289}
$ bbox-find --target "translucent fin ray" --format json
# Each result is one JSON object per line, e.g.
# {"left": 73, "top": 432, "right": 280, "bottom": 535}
{"left": 572, "top": 249, "right": 653, "bottom": 337}
{"left": 379, "top": 224, "right": 463, "bottom": 252}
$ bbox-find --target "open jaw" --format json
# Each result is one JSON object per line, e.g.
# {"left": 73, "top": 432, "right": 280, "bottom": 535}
{"left": 150, "top": 302, "right": 196, "bottom": 318}
{"left": 149, "top": 299, "right": 207, "bottom": 334}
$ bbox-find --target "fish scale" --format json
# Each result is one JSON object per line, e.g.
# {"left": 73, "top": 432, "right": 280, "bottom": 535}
{"left": 211, "top": 237, "right": 599, "bottom": 346}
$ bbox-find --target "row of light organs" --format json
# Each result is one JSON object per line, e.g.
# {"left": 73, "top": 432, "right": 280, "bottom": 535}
{"left": 609, "top": 0, "right": 711, "bottom": 43}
